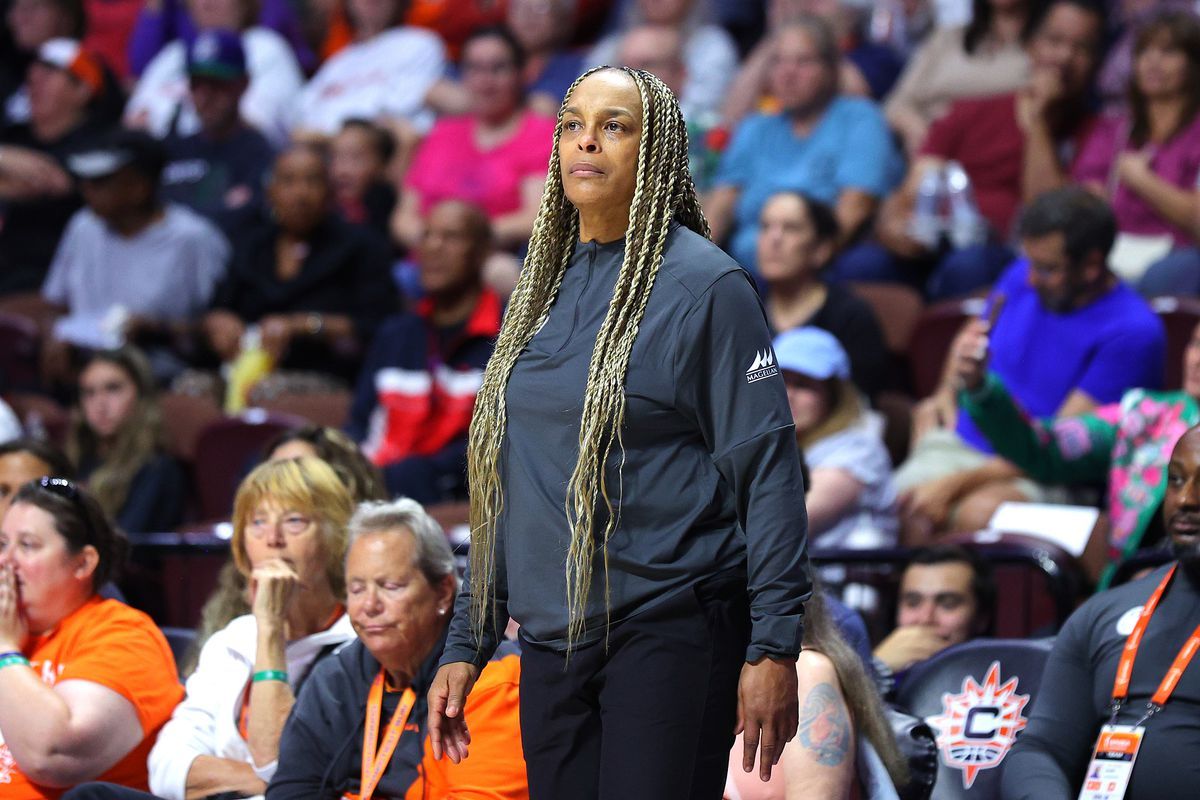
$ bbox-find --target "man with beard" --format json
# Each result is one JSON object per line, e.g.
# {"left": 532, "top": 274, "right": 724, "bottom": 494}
{"left": 895, "top": 187, "right": 1164, "bottom": 542}
{"left": 1001, "top": 423, "right": 1200, "bottom": 799}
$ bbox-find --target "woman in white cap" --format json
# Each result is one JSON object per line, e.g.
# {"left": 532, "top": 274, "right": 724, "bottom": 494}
{"left": 774, "top": 327, "right": 898, "bottom": 549}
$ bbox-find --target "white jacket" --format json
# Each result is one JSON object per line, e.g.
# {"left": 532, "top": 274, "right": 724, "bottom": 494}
{"left": 292, "top": 26, "right": 445, "bottom": 136}
{"left": 125, "top": 28, "right": 304, "bottom": 147}
{"left": 148, "top": 613, "right": 355, "bottom": 800}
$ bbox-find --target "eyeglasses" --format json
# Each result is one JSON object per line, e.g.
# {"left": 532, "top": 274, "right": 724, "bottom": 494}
{"left": 38, "top": 477, "right": 97, "bottom": 544}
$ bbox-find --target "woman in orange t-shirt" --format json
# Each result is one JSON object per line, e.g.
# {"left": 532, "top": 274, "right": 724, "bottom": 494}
{"left": 0, "top": 477, "right": 182, "bottom": 798}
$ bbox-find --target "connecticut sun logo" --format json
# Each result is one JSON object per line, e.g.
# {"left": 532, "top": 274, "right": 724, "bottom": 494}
{"left": 927, "top": 661, "right": 1030, "bottom": 789}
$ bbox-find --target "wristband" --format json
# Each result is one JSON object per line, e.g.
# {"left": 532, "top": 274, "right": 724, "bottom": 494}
{"left": 0, "top": 654, "right": 30, "bottom": 670}
{"left": 0, "top": 650, "right": 22, "bottom": 660}
{"left": 252, "top": 669, "right": 288, "bottom": 683}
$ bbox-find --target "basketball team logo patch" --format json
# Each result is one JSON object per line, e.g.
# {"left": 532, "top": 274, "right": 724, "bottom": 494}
{"left": 926, "top": 661, "right": 1030, "bottom": 789}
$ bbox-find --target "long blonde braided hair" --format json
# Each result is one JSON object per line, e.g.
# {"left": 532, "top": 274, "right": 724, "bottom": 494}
{"left": 467, "top": 66, "right": 709, "bottom": 651}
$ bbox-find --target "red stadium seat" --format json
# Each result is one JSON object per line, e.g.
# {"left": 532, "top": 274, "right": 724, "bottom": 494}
{"left": 848, "top": 281, "right": 925, "bottom": 356}
{"left": 160, "top": 391, "right": 224, "bottom": 463}
{"left": 191, "top": 410, "right": 304, "bottom": 520}
{"left": 0, "top": 312, "right": 41, "bottom": 392}
{"left": 3, "top": 392, "right": 69, "bottom": 445}
{"left": 908, "top": 298, "right": 985, "bottom": 399}
{"left": 251, "top": 387, "right": 353, "bottom": 429}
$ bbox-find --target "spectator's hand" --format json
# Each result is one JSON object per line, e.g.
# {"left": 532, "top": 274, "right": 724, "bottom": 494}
{"left": 0, "top": 563, "right": 28, "bottom": 652}
{"left": 911, "top": 391, "right": 956, "bottom": 446}
{"left": 899, "top": 473, "right": 963, "bottom": 530}
{"left": 203, "top": 311, "right": 245, "bottom": 362}
{"left": 1017, "top": 69, "right": 1065, "bottom": 131}
{"left": 260, "top": 314, "right": 298, "bottom": 362}
{"left": 250, "top": 560, "right": 299, "bottom": 626}
{"left": 873, "top": 625, "right": 947, "bottom": 672}
{"left": 0, "top": 147, "right": 71, "bottom": 198}
{"left": 428, "top": 662, "right": 480, "bottom": 763}
{"left": 1116, "top": 151, "right": 1153, "bottom": 190}
{"left": 737, "top": 657, "right": 798, "bottom": 782}
{"left": 122, "top": 314, "right": 162, "bottom": 344}
{"left": 950, "top": 318, "right": 991, "bottom": 392}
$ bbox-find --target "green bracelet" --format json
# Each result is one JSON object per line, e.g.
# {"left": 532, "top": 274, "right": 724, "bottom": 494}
{"left": 0, "top": 654, "right": 30, "bottom": 670}
{"left": 252, "top": 669, "right": 288, "bottom": 683}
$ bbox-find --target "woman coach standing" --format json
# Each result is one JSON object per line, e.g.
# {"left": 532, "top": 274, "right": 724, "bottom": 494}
{"left": 429, "top": 66, "right": 812, "bottom": 800}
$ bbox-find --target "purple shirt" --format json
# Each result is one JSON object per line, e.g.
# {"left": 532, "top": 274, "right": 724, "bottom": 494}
{"left": 955, "top": 259, "right": 1165, "bottom": 453}
{"left": 128, "top": 0, "right": 314, "bottom": 74}
{"left": 1072, "top": 111, "right": 1200, "bottom": 245}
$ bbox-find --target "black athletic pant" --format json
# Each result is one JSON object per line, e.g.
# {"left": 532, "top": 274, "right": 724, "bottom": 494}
{"left": 518, "top": 573, "right": 751, "bottom": 800}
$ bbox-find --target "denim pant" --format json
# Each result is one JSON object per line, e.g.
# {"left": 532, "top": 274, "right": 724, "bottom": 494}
{"left": 1137, "top": 248, "right": 1200, "bottom": 297}
{"left": 829, "top": 241, "right": 1016, "bottom": 300}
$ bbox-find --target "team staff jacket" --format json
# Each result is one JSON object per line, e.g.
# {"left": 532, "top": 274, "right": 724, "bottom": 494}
{"left": 440, "top": 223, "right": 813, "bottom": 667}
{"left": 348, "top": 289, "right": 501, "bottom": 467}
{"left": 1002, "top": 564, "right": 1200, "bottom": 799}
{"left": 266, "top": 635, "right": 526, "bottom": 799}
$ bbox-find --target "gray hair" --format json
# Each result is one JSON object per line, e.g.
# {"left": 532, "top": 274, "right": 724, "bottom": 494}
{"left": 346, "top": 498, "right": 457, "bottom": 587}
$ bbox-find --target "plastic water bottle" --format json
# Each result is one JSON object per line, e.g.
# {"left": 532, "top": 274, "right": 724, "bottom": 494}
{"left": 909, "top": 164, "right": 944, "bottom": 249}
{"left": 945, "top": 161, "right": 987, "bottom": 249}
{"left": 869, "top": 0, "right": 907, "bottom": 52}
{"left": 224, "top": 325, "right": 274, "bottom": 413}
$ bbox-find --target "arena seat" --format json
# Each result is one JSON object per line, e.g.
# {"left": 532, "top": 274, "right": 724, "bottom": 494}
{"left": 251, "top": 387, "right": 354, "bottom": 429}
{"left": 848, "top": 281, "right": 925, "bottom": 357}
{"left": 192, "top": 410, "right": 304, "bottom": 520}
{"left": 3, "top": 391, "right": 69, "bottom": 444}
{"left": 160, "top": 391, "right": 224, "bottom": 463}
{"left": 907, "top": 298, "right": 985, "bottom": 399}
{"left": 160, "top": 626, "right": 199, "bottom": 678}
{"left": 895, "top": 638, "right": 1055, "bottom": 800}
{"left": 0, "top": 312, "right": 41, "bottom": 392}
{"left": 812, "top": 533, "right": 1082, "bottom": 646}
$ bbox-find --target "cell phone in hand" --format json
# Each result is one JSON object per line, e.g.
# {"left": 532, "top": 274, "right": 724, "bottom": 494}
{"left": 983, "top": 291, "right": 1006, "bottom": 331}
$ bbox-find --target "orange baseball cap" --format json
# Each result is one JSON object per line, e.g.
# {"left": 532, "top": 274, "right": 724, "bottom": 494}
{"left": 37, "top": 38, "right": 104, "bottom": 96}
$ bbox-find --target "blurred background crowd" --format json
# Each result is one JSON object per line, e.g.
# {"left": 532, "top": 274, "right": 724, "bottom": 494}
{"left": 2, "top": 0, "right": 1200, "bottom": 797}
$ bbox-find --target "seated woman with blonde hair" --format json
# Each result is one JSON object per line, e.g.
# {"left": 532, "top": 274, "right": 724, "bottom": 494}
{"left": 64, "top": 457, "right": 358, "bottom": 800}
{"left": 179, "top": 425, "right": 387, "bottom": 677}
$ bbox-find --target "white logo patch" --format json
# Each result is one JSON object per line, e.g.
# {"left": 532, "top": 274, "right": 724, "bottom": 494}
{"left": 1116, "top": 606, "right": 1143, "bottom": 636}
{"left": 746, "top": 349, "right": 779, "bottom": 384}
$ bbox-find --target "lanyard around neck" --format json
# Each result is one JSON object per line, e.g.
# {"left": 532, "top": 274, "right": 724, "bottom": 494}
{"left": 359, "top": 670, "right": 417, "bottom": 800}
{"left": 1111, "top": 565, "right": 1200, "bottom": 724}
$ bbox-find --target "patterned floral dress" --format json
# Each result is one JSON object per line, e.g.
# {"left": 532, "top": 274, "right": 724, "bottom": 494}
{"left": 959, "top": 373, "right": 1200, "bottom": 587}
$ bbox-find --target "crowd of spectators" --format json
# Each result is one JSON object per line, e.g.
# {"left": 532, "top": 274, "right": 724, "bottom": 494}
{"left": 1, "top": 0, "right": 1200, "bottom": 797}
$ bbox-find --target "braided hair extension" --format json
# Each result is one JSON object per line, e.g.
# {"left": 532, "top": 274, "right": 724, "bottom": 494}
{"left": 466, "top": 66, "right": 709, "bottom": 652}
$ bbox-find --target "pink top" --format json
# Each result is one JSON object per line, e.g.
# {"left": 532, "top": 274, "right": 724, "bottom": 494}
{"left": 1072, "top": 111, "right": 1200, "bottom": 245}
{"left": 404, "top": 112, "right": 556, "bottom": 219}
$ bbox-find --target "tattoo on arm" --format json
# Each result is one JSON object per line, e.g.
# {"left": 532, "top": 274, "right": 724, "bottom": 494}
{"left": 797, "top": 682, "right": 852, "bottom": 766}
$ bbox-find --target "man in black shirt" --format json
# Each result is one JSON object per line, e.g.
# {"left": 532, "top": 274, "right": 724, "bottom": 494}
{"left": 1002, "top": 423, "right": 1200, "bottom": 799}
{"left": 161, "top": 29, "right": 274, "bottom": 233}
{"left": 0, "top": 38, "right": 110, "bottom": 298}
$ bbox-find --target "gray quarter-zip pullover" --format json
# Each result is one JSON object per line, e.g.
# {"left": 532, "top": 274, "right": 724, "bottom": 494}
{"left": 441, "top": 224, "right": 811, "bottom": 666}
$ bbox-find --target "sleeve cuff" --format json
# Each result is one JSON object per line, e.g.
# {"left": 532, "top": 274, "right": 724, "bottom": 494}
{"left": 438, "top": 644, "right": 491, "bottom": 671}
{"left": 746, "top": 613, "right": 804, "bottom": 662}
{"left": 958, "top": 371, "right": 1000, "bottom": 408}
{"left": 252, "top": 759, "right": 278, "bottom": 783}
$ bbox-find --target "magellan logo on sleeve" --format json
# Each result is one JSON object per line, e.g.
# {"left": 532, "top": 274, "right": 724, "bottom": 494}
{"left": 746, "top": 349, "right": 779, "bottom": 384}
{"left": 926, "top": 661, "right": 1030, "bottom": 789}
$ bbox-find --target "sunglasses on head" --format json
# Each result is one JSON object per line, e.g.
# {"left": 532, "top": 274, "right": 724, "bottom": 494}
{"left": 38, "top": 477, "right": 97, "bottom": 543}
